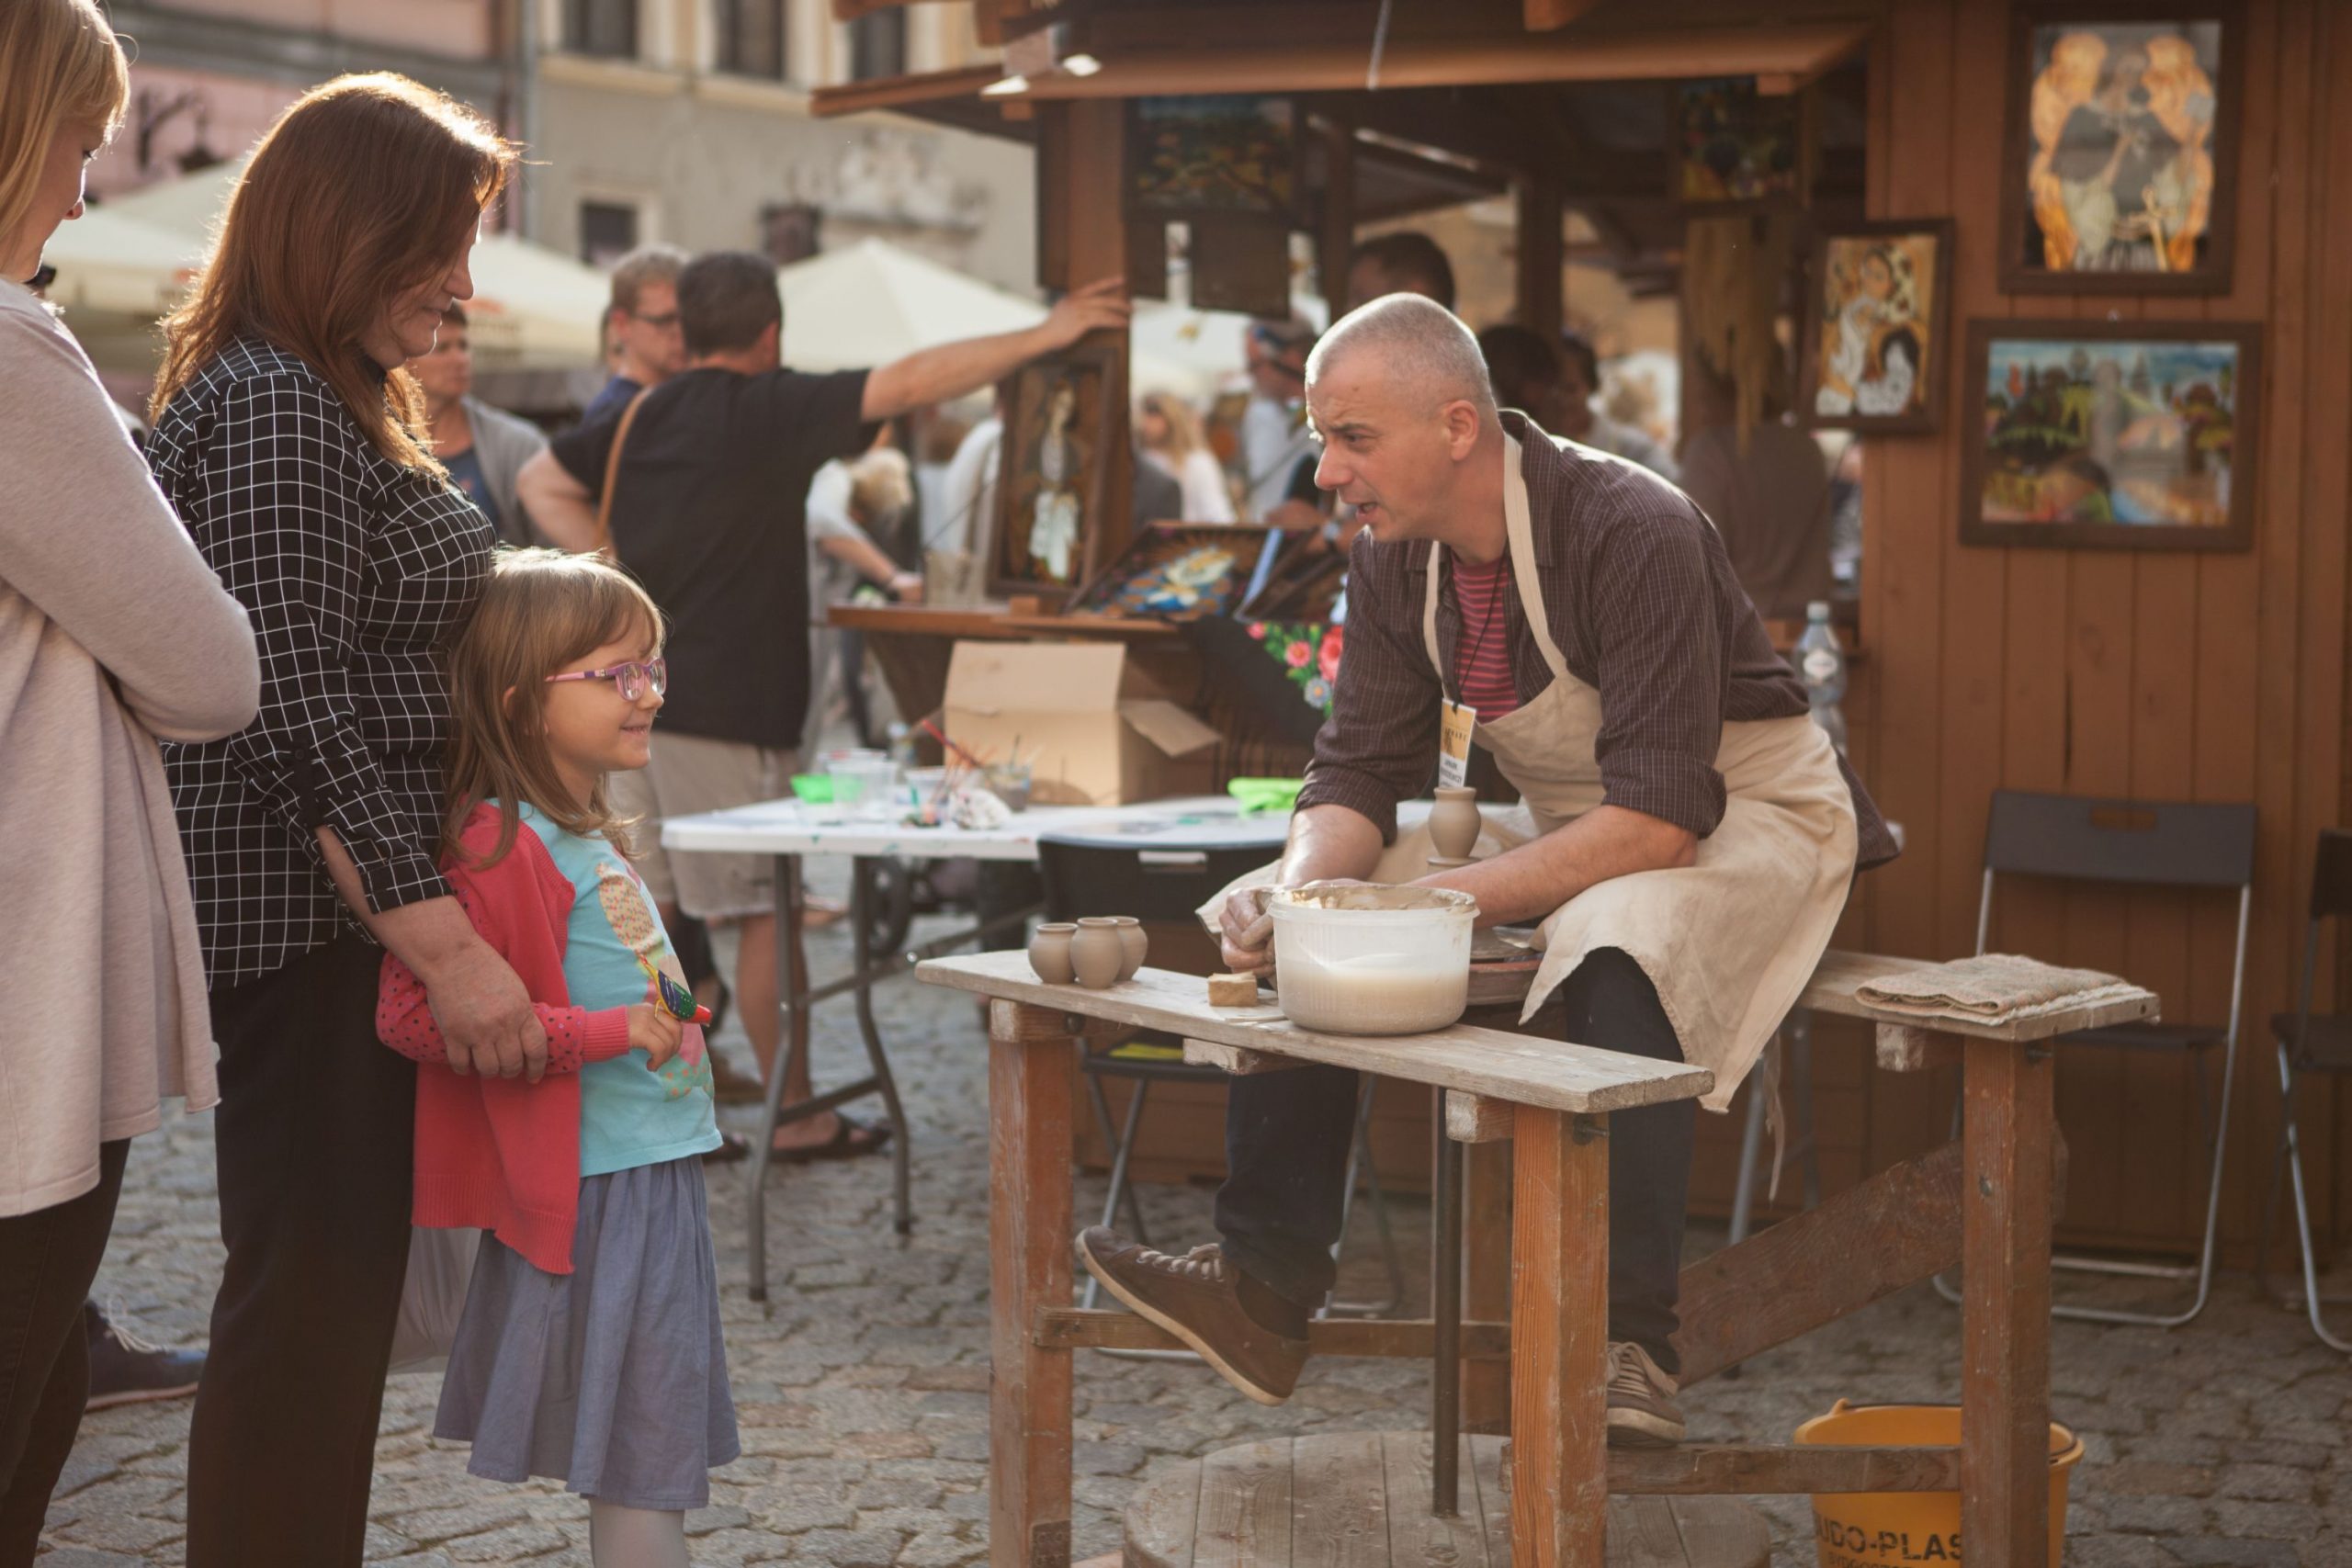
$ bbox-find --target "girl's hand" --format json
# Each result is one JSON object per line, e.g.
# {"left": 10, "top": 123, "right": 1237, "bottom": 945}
{"left": 628, "top": 1004, "right": 684, "bottom": 1070}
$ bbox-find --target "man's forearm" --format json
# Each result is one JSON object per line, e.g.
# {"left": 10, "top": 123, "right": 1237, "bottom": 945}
{"left": 516, "top": 453, "right": 602, "bottom": 553}
{"left": 1277, "top": 803, "right": 1387, "bottom": 886}
{"left": 1415, "top": 804, "right": 1694, "bottom": 927}
{"left": 862, "top": 324, "right": 1053, "bottom": 423}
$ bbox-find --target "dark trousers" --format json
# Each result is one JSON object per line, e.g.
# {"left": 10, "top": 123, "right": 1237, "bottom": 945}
{"left": 1216, "top": 947, "right": 1696, "bottom": 1373}
{"left": 186, "top": 935, "right": 416, "bottom": 1568}
{"left": 0, "top": 1140, "right": 129, "bottom": 1567}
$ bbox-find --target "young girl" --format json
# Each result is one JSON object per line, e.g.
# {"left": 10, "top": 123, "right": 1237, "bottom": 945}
{"left": 378, "top": 549, "right": 735, "bottom": 1567}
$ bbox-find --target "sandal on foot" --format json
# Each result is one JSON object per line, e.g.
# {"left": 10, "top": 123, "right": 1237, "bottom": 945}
{"left": 772, "top": 1111, "right": 894, "bottom": 1164}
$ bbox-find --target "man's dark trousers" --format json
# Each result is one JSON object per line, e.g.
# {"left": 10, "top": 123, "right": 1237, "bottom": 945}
{"left": 1214, "top": 946, "right": 1695, "bottom": 1373}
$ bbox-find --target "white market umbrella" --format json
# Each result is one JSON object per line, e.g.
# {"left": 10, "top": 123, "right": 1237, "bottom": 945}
{"left": 37, "top": 205, "right": 202, "bottom": 316}
{"left": 778, "top": 237, "right": 1046, "bottom": 372}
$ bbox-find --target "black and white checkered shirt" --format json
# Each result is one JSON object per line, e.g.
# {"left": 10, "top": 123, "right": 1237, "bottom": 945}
{"left": 150, "top": 337, "right": 493, "bottom": 987}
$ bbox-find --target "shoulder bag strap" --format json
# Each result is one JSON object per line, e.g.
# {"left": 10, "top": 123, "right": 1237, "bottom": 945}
{"left": 592, "top": 389, "right": 651, "bottom": 556}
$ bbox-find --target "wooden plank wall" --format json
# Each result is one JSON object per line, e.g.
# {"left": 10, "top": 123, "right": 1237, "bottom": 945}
{"left": 1724, "top": 0, "right": 2352, "bottom": 1264}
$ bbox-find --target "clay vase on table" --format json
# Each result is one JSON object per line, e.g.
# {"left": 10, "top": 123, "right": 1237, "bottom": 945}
{"left": 1109, "top": 917, "right": 1148, "bottom": 981}
{"left": 1027, "top": 922, "right": 1078, "bottom": 984}
{"left": 1428, "top": 785, "right": 1481, "bottom": 868}
{"left": 1071, "top": 919, "right": 1126, "bottom": 989}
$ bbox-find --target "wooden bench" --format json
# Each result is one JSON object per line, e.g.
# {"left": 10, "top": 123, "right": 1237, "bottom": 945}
{"left": 917, "top": 947, "right": 2156, "bottom": 1568}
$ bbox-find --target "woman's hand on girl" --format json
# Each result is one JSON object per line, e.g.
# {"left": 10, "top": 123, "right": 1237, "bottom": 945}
{"left": 429, "top": 942, "right": 549, "bottom": 1081}
{"left": 628, "top": 1004, "right": 684, "bottom": 1070}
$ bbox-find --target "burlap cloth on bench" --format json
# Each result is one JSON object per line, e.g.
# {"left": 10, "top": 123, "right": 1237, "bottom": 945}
{"left": 1856, "top": 953, "right": 2142, "bottom": 1028}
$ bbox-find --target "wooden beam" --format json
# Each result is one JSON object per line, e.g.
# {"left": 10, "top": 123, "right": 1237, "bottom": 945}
{"left": 1001, "top": 24, "right": 1878, "bottom": 100}
{"left": 1315, "top": 111, "right": 1356, "bottom": 313}
{"left": 1033, "top": 1308, "right": 1512, "bottom": 1359}
{"left": 1674, "top": 1140, "right": 1963, "bottom": 1387}
{"left": 1511, "top": 1107, "right": 1610, "bottom": 1568}
{"left": 1608, "top": 1444, "right": 1962, "bottom": 1496}
{"left": 1462, "top": 1140, "right": 1512, "bottom": 1431}
{"left": 988, "top": 1001, "right": 1075, "bottom": 1568}
{"left": 1516, "top": 173, "right": 1564, "bottom": 341}
{"left": 1445, "top": 1089, "right": 1517, "bottom": 1144}
{"left": 810, "top": 64, "right": 1008, "bottom": 119}
{"left": 1961, "top": 1040, "right": 2056, "bottom": 1568}
{"left": 1182, "top": 1038, "right": 1305, "bottom": 1075}
{"left": 1522, "top": 0, "right": 1604, "bottom": 30}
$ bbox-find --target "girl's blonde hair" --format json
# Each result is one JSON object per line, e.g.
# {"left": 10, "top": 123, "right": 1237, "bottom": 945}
{"left": 1138, "top": 389, "right": 1209, "bottom": 461}
{"left": 444, "top": 549, "right": 665, "bottom": 868}
{"left": 0, "top": 0, "right": 129, "bottom": 254}
{"left": 152, "top": 73, "right": 518, "bottom": 472}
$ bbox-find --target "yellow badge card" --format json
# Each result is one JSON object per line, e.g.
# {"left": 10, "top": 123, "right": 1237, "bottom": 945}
{"left": 1438, "top": 699, "right": 1476, "bottom": 790}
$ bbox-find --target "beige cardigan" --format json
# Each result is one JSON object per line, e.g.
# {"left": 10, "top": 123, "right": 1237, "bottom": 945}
{"left": 0, "top": 281, "right": 260, "bottom": 1217}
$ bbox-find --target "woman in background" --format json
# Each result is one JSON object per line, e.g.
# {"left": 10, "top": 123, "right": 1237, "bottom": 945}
{"left": 1138, "top": 388, "right": 1238, "bottom": 522}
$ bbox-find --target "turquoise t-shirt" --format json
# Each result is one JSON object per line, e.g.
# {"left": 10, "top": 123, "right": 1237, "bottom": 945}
{"left": 516, "top": 805, "right": 721, "bottom": 1176}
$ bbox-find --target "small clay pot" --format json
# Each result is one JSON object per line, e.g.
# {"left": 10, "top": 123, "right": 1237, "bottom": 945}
{"left": 1027, "top": 922, "right": 1078, "bottom": 984}
{"left": 1428, "top": 785, "right": 1481, "bottom": 868}
{"left": 1109, "top": 917, "right": 1148, "bottom": 980}
{"left": 1071, "top": 919, "right": 1125, "bottom": 988}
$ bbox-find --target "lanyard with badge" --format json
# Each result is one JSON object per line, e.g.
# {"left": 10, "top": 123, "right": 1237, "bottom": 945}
{"left": 1436, "top": 549, "right": 1510, "bottom": 790}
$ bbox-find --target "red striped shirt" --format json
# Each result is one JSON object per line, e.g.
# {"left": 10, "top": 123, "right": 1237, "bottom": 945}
{"left": 1450, "top": 551, "right": 1520, "bottom": 719}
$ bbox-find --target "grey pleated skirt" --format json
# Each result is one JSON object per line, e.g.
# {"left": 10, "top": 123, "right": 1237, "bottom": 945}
{"left": 434, "top": 1156, "right": 740, "bottom": 1510}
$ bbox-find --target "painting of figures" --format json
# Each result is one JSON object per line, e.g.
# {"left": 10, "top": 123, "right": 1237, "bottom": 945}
{"left": 2003, "top": 6, "right": 2240, "bottom": 292}
{"left": 1961, "top": 319, "right": 2258, "bottom": 549}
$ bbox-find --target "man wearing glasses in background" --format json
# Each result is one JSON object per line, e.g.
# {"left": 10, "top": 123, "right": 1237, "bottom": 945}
{"left": 584, "top": 243, "right": 688, "bottom": 424}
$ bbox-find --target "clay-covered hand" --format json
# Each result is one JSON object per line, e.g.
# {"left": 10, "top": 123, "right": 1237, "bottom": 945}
{"left": 1217, "top": 886, "right": 1277, "bottom": 976}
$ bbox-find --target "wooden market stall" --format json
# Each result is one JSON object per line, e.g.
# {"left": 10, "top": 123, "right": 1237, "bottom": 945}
{"left": 814, "top": 0, "right": 2352, "bottom": 1280}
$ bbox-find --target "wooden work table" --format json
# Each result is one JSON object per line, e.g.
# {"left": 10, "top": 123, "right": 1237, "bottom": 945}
{"left": 918, "top": 946, "right": 2155, "bottom": 1568}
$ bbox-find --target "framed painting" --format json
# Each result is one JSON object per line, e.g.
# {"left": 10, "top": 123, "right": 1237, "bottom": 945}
{"left": 1126, "top": 95, "right": 1298, "bottom": 220}
{"left": 1064, "top": 523, "right": 1275, "bottom": 622}
{"left": 1669, "top": 77, "right": 1810, "bottom": 207}
{"left": 1959, "top": 318, "right": 2259, "bottom": 550}
{"left": 1999, "top": 4, "right": 2242, "bottom": 294}
{"left": 1800, "top": 219, "right": 1954, "bottom": 434}
{"left": 990, "top": 342, "right": 1122, "bottom": 600}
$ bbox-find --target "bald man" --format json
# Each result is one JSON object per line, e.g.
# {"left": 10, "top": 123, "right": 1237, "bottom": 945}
{"left": 1079, "top": 296, "right": 1899, "bottom": 1444}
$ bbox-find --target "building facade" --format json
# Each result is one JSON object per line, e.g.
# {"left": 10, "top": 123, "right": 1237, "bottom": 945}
{"left": 526, "top": 0, "right": 1035, "bottom": 292}
{"left": 90, "top": 1, "right": 1035, "bottom": 296}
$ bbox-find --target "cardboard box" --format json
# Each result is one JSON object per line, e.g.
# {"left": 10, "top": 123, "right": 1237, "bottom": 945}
{"left": 943, "top": 640, "right": 1221, "bottom": 806}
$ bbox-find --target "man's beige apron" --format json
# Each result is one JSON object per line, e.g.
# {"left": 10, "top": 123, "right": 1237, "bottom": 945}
{"left": 1226, "top": 434, "right": 1859, "bottom": 1111}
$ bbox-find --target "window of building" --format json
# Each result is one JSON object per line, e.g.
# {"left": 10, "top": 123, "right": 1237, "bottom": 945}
{"left": 849, "top": 11, "right": 907, "bottom": 81}
{"left": 717, "top": 0, "right": 787, "bottom": 79}
{"left": 564, "top": 0, "right": 638, "bottom": 59}
{"left": 580, "top": 200, "right": 640, "bottom": 268}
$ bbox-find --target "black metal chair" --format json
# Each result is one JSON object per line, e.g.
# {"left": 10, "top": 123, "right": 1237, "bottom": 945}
{"left": 1036, "top": 832, "right": 1406, "bottom": 1336}
{"left": 2256, "top": 829, "right": 2352, "bottom": 1352}
{"left": 1937, "top": 790, "right": 2256, "bottom": 1326}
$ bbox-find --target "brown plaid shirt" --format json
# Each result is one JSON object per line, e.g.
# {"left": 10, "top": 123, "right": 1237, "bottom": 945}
{"left": 1296, "top": 412, "right": 1899, "bottom": 869}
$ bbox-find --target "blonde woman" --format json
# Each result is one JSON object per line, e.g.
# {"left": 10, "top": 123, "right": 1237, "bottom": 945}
{"left": 143, "top": 74, "right": 521, "bottom": 1564}
{"left": 1138, "top": 388, "right": 1238, "bottom": 522}
{"left": 0, "top": 2, "right": 258, "bottom": 1557}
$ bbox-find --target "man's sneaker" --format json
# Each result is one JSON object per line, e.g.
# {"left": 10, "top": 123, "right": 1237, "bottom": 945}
{"left": 1604, "top": 1340, "right": 1685, "bottom": 1448}
{"left": 1076, "top": 1228, "right": 1307, "bottom": 1405}
{"left": 85, "top": 1303, "right": 203, "bottom": 1411}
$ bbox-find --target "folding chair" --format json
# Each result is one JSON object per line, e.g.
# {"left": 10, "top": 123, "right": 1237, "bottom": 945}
{"left": 1037, "top": 833, "right": 1407, "bottom": 1344}
{"left": 1939, "top": 790, "right": 2256, "bottom": 1326}
{"left": 2256, "top": 829, "right": 2352, "bottom": 1352}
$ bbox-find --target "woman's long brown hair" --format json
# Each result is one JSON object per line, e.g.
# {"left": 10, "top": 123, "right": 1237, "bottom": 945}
{"left": 443, "top": 550, "right": 665, "bottom": 870}
{"left": 151, "top": 73, "right": 517, "bottom": 471}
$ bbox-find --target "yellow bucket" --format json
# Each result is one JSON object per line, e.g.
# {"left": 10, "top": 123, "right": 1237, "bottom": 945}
{"left": 1792, "top": 1401, "right": 2082, "bottom": 1567}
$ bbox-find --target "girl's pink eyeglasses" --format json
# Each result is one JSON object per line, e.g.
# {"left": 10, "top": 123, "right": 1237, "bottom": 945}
{"left": 545, "top": 657, "right": 666, "bottom": 703}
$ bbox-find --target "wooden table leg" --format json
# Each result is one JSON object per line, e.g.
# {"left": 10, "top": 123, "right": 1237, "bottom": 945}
{"left": 1463, "top": 1140, "right": 1512, "bottom": 1432}
{"left": 1510, "top": 1107, "right": 1609, "bottom": 1568}
{"left": 1961, "top": 1037, "right": 2055, "bottom": 1568}
{"left": 989, "top": 999, "right": 1076, "bottom": 1568}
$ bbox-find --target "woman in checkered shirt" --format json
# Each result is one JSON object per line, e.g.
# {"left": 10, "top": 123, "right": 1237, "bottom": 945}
{"left": 144, "top": 75, "right": 527, "bottom": 1568}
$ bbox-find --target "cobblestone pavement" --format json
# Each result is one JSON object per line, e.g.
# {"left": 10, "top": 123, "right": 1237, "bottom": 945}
{"left": 37, "top": 880, "right": 2352, "bottom": 1565}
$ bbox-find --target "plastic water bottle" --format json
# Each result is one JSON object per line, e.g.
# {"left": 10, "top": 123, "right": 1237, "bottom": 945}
{"left": 1794, "top": 601, "right": 1848, "bottom": 755}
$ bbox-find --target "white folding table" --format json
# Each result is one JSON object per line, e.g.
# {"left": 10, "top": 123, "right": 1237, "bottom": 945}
{"left": 662, "top": 794, "right": 1293, "bottom": 1296}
